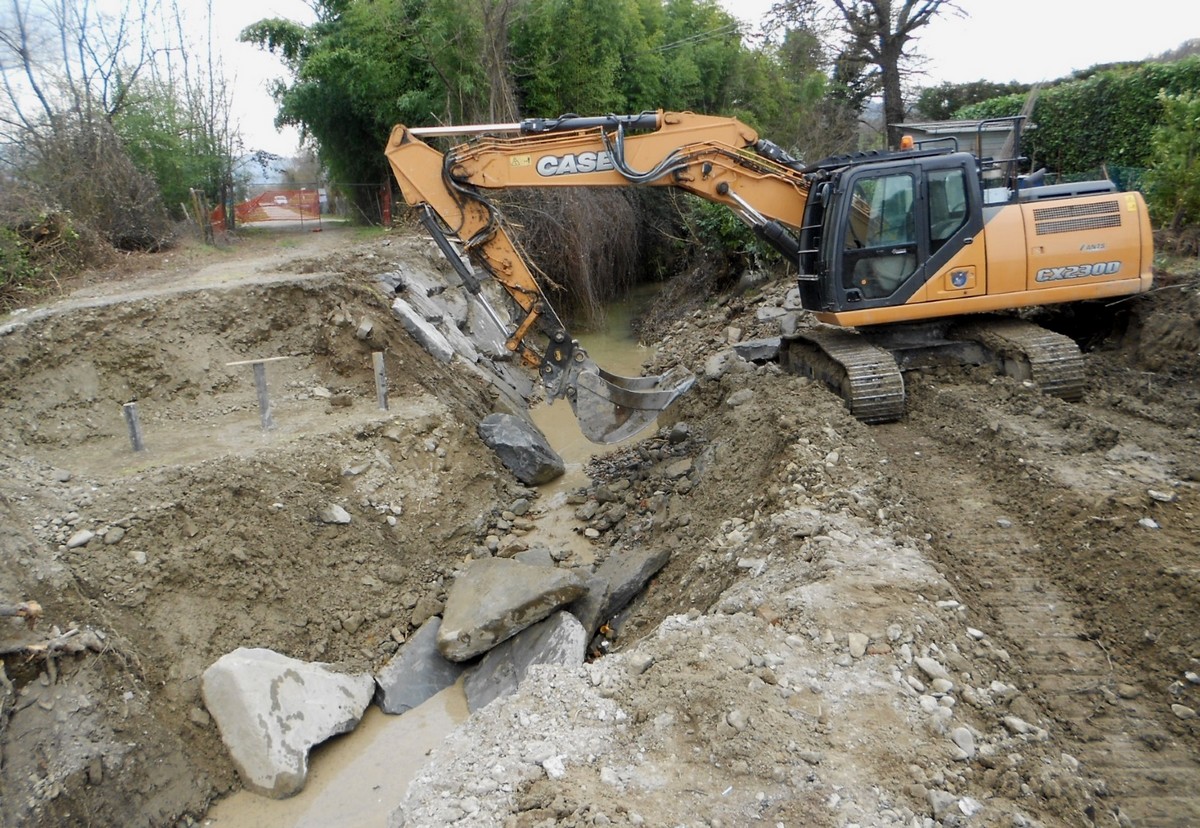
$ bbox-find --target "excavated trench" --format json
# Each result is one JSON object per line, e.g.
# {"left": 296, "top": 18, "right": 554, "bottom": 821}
{"left": 202, "top": 290, "right": 661, "bottom": 827}
{"left": 0, "top": 263, "right": 517, "bottom": 825}
{"left": 0, "top": 247, "right": 694, "bottom": 826}
{"left": 2, "top": 227, "right": 1198, "bottom": 827}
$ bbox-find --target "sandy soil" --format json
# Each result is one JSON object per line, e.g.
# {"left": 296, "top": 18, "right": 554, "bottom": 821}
{"left": 0, "top": 223, "right": 1197, "bottom": 828}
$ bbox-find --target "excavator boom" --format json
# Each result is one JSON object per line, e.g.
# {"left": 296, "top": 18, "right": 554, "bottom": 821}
{"left": 384, "top": 111, "right": 812, "bottom": 443}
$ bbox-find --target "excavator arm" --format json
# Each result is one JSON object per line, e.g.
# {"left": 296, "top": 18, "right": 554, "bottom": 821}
{"left": 383, "top": 110, "right": 812, "bottom": 443}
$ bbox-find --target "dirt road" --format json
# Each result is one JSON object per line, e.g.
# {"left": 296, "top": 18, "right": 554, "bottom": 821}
{"left": 0, "top": 224, "right": 1197, "bottom": 827}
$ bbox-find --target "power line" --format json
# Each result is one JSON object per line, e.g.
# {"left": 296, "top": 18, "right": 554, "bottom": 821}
{"left": 652, "top": 23, "right": 742, "bottom": 53}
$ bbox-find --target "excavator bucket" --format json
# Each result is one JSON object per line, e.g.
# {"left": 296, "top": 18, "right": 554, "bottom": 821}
{"left": 569, "top": 362, "right": 695, "bottom": 444}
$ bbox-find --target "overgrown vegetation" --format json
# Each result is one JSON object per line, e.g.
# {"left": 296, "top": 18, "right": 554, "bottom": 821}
{"left": 0, "top": 203, "right": 111, "bottom": 310}
{"left": 495, "top": 189, "right": 646, "bottom": 327}
{"left": 956, "top": 57, "right": 1200, "bottom": 175}
{"left": 1144, "top": 91, "right": 1200, "bottom": 255}
{"left": 1144, "top": 92, "right": 1200, "bottom": 230}
{"left": 914, "top": 80, "right": 1032, "bottom": 121}
{"left": 0, "top": 0, "right": 241, "bottom": 306}
{"left": 1, "top": 0, "right": 1196, "bottom": 310}
{"left": 241, "top": 0, "right": 974, "bottom": 313}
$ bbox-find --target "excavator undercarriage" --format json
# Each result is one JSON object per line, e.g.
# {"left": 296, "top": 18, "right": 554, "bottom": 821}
{"left": 782, "top": 315, "right": 1086, "bottom": 423}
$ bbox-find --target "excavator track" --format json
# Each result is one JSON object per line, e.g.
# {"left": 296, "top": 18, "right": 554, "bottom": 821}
{"left": 950, "top": 317, "right": 1086, "bottom": 401}
{"left": 781, "top": 328, "right": 906, "bottom": 423}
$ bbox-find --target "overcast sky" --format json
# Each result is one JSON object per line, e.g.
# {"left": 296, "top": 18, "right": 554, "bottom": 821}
{"left": 218, "top": 0, "right": 1195, "bottom": 156}
{"left": 721, "top": 0, "right": 1194, "bottom": 85}
{"left": 210, "top": 0, "right": 312, "bottom": 158}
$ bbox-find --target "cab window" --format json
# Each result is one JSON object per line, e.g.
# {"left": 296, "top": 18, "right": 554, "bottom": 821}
{"left": 928, "top": 168, "right": 968, "bottom": 252}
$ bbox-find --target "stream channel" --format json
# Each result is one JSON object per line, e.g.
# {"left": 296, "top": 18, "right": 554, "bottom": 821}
{"left": 202, "top": 291, "right": 660, "bottom": 827}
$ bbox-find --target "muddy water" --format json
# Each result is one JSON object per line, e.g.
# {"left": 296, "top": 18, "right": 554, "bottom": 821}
{"left": 531, "top": 289, "right": 660, "bottom": 472}
{"left": 201, "top": 294, "right": 656, "bottom": 826}
{"left": 203, "top": 682, "right": 468, "bottom": 827}
{"left": 529, "top": 293, "right": 661, "bottom": 563}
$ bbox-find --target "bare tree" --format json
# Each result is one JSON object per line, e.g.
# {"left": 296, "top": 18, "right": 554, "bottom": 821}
{"left": 480, "top": 0, "right": 519, "bottom": 124}
{"left": 0, "top": 0, "right": 172, "bottom": 256}
{"left": 770, "top": 0, "right": 963, "bottom": 148}
{"left": 0, "top": 0, "right": 159, "bottom": 166}
{"left": 0, "top": 0, "right": 155, "bottom": 137}
{"left": 157, "top": 0, "right": 241, "bottom": 228}
{"left": 0, "top": 0, "right": 242, "bottom": 249}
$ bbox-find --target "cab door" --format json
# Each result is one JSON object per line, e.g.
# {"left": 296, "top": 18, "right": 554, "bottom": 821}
{"left": 825, "top": 155, "right": 983, "bottom": 312}
{"left": 834, "top": 165, "right": 921, "bottom": 307}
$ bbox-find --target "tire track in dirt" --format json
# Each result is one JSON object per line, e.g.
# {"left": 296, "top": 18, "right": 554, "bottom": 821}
{"left": 869, "top": 376, "right": 1200, "bottom": 827}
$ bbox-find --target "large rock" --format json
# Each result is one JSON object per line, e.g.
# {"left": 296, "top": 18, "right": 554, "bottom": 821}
{"left": 379, "top": 266, "right": 534, "bottom": 411}
{"left": 465, "top": 289, "right": 511, "bottom": 356}
{"left": 437, "top": 557, "right": 587, "bottom": 662}
{"left": 463, "top": 611, "right": 587, "bottom": 712}
{"left": 375, "top": 618, "right": 465, "bottom": 715}
{"left": 703, "top": 349, "right": 754, "bottom": 380}
{"left": 398, "top": 279, "right": 446, "bottom": 325}
{"left": 391, "top": 298, "right": 453, "bottom": 363}
{"left": 477, "top": 413, "right": 564, "bottom": 485}
{"left": 466, "top": 357, "right": 535, "bottom": 407}
{"left": 201, "top": 648, "right": 374, "bottom": 798}
{"left": 565, "top": 573, "right": 611, "bottom": 638}
{"left": 440, "top": 321, "right": 482, "bottom": 364}
{"left": 733, "top": 337, "right": 781, "bottom": 363}
{"left": 593, "top": 546, "right": 672, "bottom": 630}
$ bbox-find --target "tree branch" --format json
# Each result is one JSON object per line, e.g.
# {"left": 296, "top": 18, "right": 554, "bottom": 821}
{"left": 11, "top": 0, "right": 54, "bottom": 121}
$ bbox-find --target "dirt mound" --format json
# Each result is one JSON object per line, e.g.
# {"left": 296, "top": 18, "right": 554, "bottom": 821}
{"left": 2, "top": 225, "right": 1198, "bottom": 827}
{"left": 0, "top": 234, "right": 515, "bottom": 825}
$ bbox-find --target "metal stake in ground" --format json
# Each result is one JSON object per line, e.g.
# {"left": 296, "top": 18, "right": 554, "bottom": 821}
{"left": 123, "top": 402, "right": 146, "bottom": 452}
{"left": 252, "top": 363, "right": 274, "bottom": 430}
{"left": 373, "top": 352, "right": 389, "bottom": 411}
{"left": 226, "top": 357, "right": 291, "bottom": 431}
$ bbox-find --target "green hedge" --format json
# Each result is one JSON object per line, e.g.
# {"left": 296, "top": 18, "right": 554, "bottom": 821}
{"left": 957, "top": 56, "right": 1200, "bottom": 176}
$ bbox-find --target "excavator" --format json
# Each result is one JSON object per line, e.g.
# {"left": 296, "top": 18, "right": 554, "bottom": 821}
{"left": 384, "top": 110, "right": 1154, "bottom": 443}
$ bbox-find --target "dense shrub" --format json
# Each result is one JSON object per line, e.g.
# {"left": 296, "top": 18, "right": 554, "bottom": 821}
{"left": 1144, "top": 91, "right": 1200, "bottom": 232}
{"left": 31, "top": 118, "right": 174, "bottom": 252}
{"left": 957, "top": 57, "right": 1200, "bottom": 176}
{"left": 0, "top": 202, "right": 110, "bottom": 310}
{"left": 493, "top": 188, "right": 646, "bottom": 328}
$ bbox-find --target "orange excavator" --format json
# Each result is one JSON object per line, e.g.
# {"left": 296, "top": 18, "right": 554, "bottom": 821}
{"left": 384, "top": 110, "right": 1153, "bottom": 442}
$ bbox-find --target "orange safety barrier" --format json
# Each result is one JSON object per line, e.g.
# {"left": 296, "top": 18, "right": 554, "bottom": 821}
{"left": 224, "top": 189, "right": 324, "bottom": 224}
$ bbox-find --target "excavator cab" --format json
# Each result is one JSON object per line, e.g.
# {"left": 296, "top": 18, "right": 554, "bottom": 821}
{"left": 795, "top": 151, "right": 984, "bottom": 315}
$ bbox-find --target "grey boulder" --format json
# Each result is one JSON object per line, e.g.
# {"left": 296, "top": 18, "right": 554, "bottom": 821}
{"left": 201, "top": 648, "right": 374, "bottom": 798}
{"left": 375, "top": 618, "right": 466, "bottom": 715}
{"left": 437, "top": 557, "right": 586, "bottom": 662}
{"left": 464, "top": 611, "right": 587, "bottom": 712}
{"left": 477, "top": 413, "right": 564, "bottom": 485}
